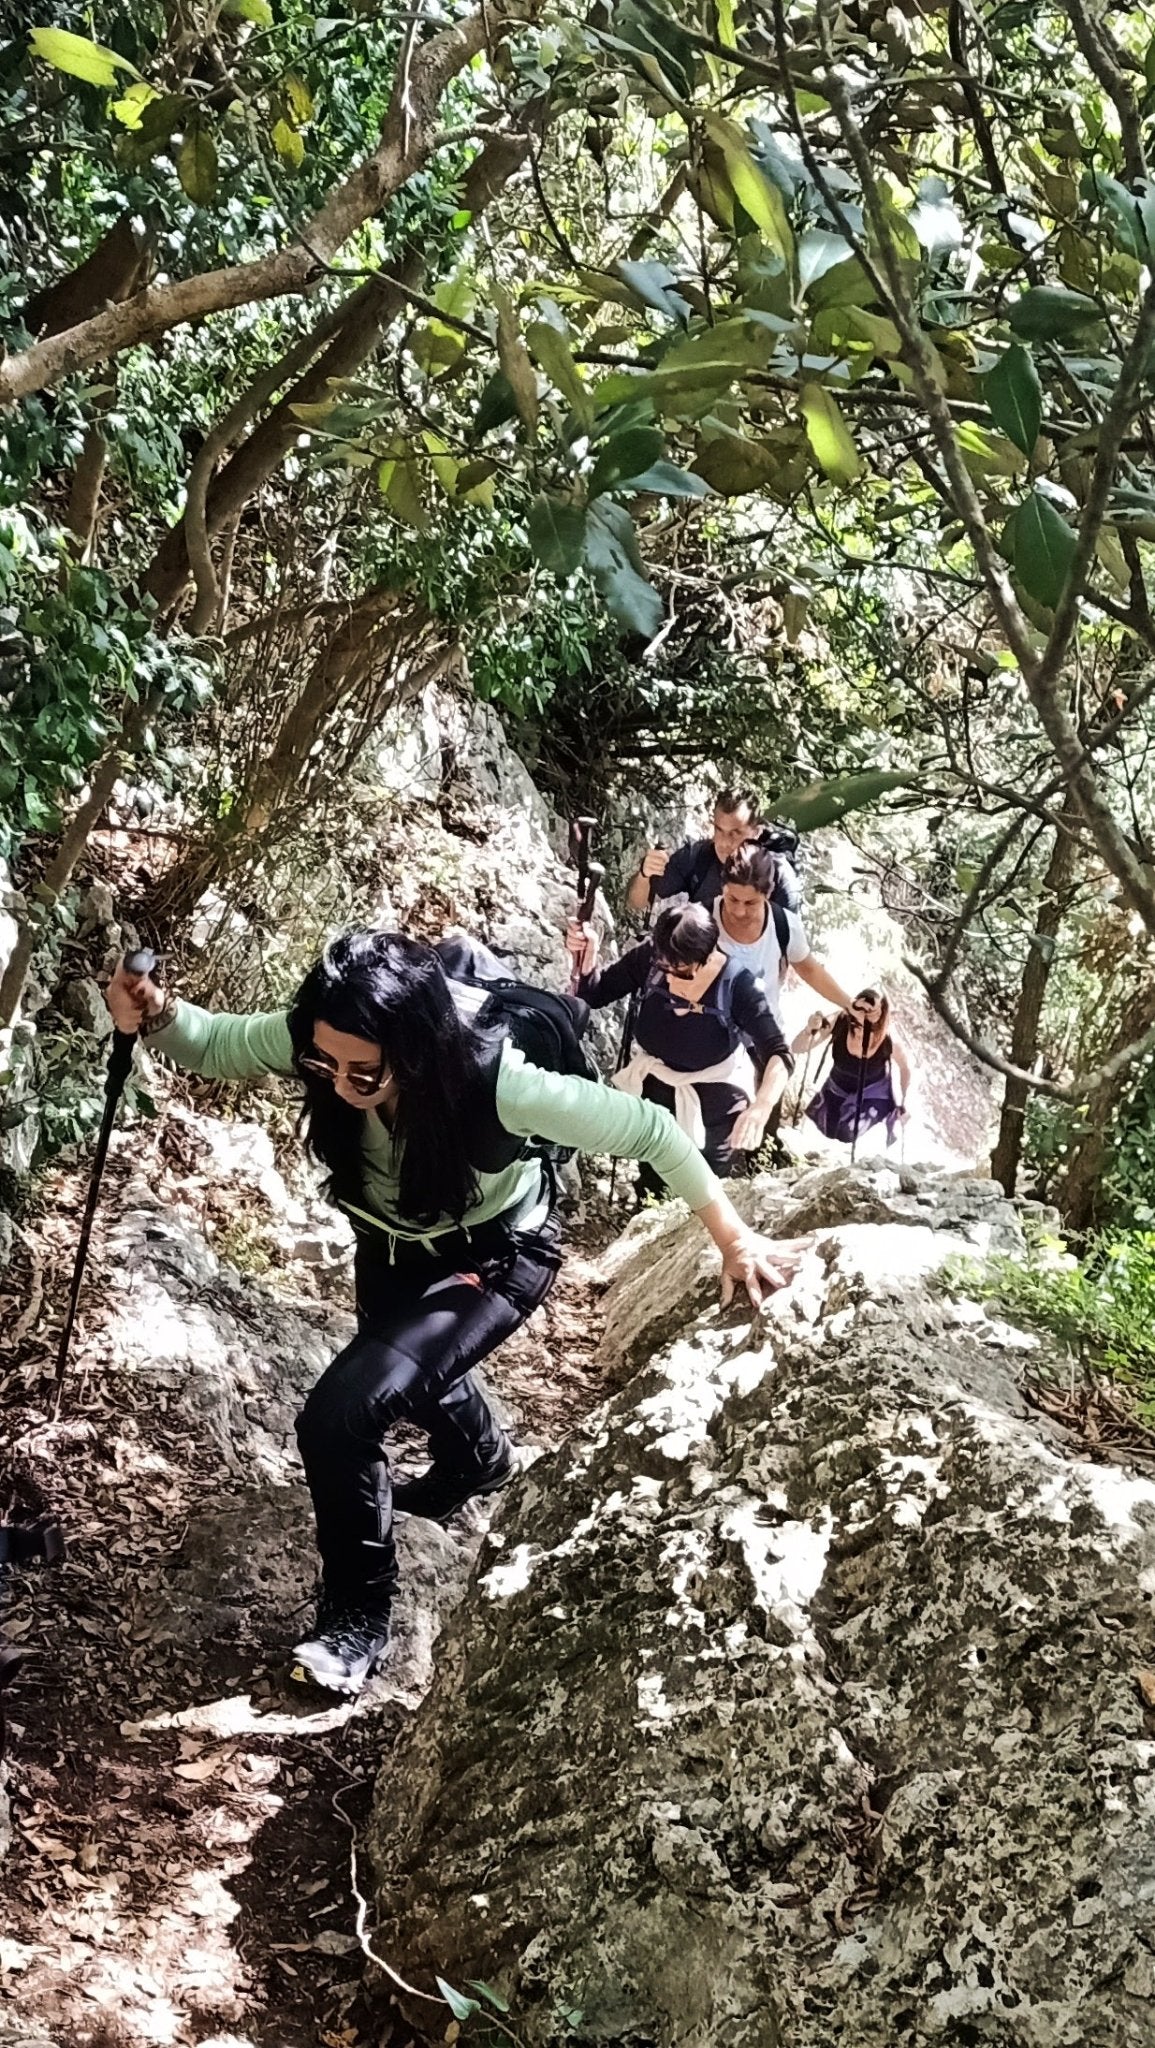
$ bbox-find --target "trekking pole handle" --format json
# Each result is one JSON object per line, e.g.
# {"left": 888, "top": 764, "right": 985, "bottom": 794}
{"left": 569, "top": 815, "right": 598, "bottom": 901}
{"left": 579, "top": 861, "right": 604, "bottom": 925}
{"left": 107, "top": 950, "right": 160, "bottom": 1090}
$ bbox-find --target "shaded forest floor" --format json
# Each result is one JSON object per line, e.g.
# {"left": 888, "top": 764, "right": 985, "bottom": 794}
{"left": 0, "top": 1136, "right": 623, "bottom": 2048}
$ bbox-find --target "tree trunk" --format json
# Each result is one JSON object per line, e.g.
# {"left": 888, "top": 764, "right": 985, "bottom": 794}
{"left": 1060, "top": 983, "right": 1155, "bottom": 1234}
{"left": 990, "top": 819, "right": 1079, "bottom": 1194}
{"left": 137, "top": 122, "right": 536, "bottom": 622}
{"left": 0, "top": 751, "right": 124, "bottom": 1032}
{"left": 151, "top": 590, "right": 457, "bottom": 923}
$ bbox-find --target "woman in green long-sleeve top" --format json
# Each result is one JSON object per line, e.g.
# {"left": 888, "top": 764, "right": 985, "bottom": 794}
{"left": 107, "top": 927, "right": 803, "bottom": 1695}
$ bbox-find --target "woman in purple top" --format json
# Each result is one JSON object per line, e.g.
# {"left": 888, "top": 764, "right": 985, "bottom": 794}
{"left": 793, "top": 988, "right": 913, "bottom": 1149}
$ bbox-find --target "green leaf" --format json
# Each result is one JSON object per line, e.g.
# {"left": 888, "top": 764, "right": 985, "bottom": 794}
{"left": 776, "top": 770, "right": 915, "bottom": 831}
{"left": 1007, "top": 286, "right": 1104, "bottom": 341}
{"left": 615, "top": 259, "right": 691, "bottom": 325}
{"left": 584, "top": 501, "right": 664, "bottom": 637}
{"left": 1003, "top": 489, "right": 1078, "bottom": 609}
{"left": 223, "top": 0, "right": 274, "bottom": 20}
{"left": 466, "top": 1980, "right": 513, "bottom": 2015}
{"left": 1081, "top": 169, "right": 1149, "bottom": 259}
{"left": 526, "top": 320, "right": 593, "bottom": 429}
{"left": 661, "top": 316, "right": 777, "bottom": 374}
{"left": 806, "top": 256, "right": 876, "bottom": 312}
{"left": 704, "top": 117, "right": 794, "bottom": 269}
{"left": 272, "top": 116, "right": 304, "bottom": 168}
{"left": 178, "top": 125, "right": 218, "bottom": 204}
{"left": 28, "top": 25, "right": 141, "bottom": 87}
{"left": 693, "top": 429, "right": 800, "bottom": 495}
{"left": 284, "top": 73, "right": 314, "bottom": 124}
{"left": 493, "top": 284, "right": 538, "bottom": 436}
{"left": 626, "top": 459, "right": 712, "bottom": 498}
{"left": 109, "top": 80, "right": 159, "bottom": 128}
{"left": 472, "top": 370, "right": 518, "bottom": 442}
{"left": 588, "top": 425, "right": 664, "bottom": 497}
{"left": 984, "top": 343, "right": 1042, "bottom": 456}
{"left": 799, "top": 382, "right": 861, "bottom": 484}
{"left": 954, "top": 419, "right": 1027, "bottom": 478}
{"left": 436, "top": 1979, "right": 480, "bottom": 2022}
{"left": 528, "top": 495, "right": 587, "bottom": 576}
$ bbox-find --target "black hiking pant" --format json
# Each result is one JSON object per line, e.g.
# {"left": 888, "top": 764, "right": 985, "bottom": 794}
{"left": 295, "top": 1205, "right": 562, "bottom": 1606}
{"left": 636, "top": 1076, "right": 747, "bottom": 1195}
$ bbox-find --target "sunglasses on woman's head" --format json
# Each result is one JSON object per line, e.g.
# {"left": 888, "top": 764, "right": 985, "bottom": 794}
{"left": 299, "top": 1052, "right": 386, "bottom": 1097}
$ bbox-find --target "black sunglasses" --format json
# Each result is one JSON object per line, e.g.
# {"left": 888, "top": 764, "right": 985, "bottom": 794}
{"left": 299, "top": 1052, "right": 387, "bottom": 1098}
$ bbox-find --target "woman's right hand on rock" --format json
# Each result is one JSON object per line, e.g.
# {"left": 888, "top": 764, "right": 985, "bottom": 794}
{"left": 105, "top": 956, "right": 165, "bottom": 1034}
{"left": 565, "top": 918, "right": 599, "bottom": 978}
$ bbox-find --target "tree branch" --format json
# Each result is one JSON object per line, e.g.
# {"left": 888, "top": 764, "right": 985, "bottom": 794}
{"left": 139, "top": 123, "right": 539, "bottom": 619}
{"left": 815, "top": 19, "right": 1155, "bottom": 938}
{"left": 907, "top": 952, "right": 1155, "bottom": 1103}
{"left": 0, "top": 6, "right": 515, "bottom": 407}
{"left": 1062, "top": 0, "right": 1146, "bottom": 183}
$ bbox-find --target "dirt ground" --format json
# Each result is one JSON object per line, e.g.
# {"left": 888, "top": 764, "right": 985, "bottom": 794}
{"left": 0, "top": 1144, "right": 625, "bottom": 2048}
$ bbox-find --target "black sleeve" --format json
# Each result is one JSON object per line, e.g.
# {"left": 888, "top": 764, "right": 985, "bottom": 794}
{"left": 578, "top": 940, "right": 653, "bottom": 1009}
{"left": 732, "top": 970, "right": 794, "bottom": 1071}
{"left": 652, "top": 839, "right": 696, "bottom": 901}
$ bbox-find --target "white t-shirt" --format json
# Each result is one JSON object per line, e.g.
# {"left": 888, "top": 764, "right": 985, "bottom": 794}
{"left": 713, "top": 898, "right": 810, "bottom": 1023}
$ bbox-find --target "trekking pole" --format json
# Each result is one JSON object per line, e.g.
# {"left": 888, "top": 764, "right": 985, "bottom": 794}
{"left": 53, "top": 948, "right": 157, "bottom": 1413}
{"left": 568, "top": 815, "right": 597, "bottom": 903}
{"left": 569, "top": 859, "right": 604, "bottom": 996}
{"left": 792, "top": 1038, "right": 814, "bottom": 1128}
{"left": 567, "top": 816, "right": 598, "bottom": 996}
{"left": 849, "top": 1040, "right": 868, "bottom": 1165}
{"left": 608, "top": 883, "right": 654, "bottom": 1203}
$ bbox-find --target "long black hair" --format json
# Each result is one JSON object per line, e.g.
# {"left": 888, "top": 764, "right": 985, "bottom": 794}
{"left": 287, "top": 929, "right": 492, "bottom": 1225}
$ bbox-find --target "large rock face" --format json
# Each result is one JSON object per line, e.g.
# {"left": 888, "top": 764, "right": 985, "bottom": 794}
{"left": 368, "top": 1166, "right": 1155, "bottom": 2047}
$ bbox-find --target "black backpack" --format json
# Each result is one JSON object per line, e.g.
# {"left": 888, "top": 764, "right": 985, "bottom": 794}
{"left": 435, "top": 935, "right": 600, "bottom": 1172}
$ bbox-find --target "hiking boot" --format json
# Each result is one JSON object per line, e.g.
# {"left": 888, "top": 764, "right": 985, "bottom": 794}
{"left": 392, "top": 1448, "right": 516, "bottom": 1525}
{"left": 291, "top": 1598, "right": 392, "bottom": 1696}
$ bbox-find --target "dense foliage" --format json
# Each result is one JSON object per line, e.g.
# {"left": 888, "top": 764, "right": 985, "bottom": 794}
{"left": 5, "top": 0, "right": 1155, "bottom": 1220}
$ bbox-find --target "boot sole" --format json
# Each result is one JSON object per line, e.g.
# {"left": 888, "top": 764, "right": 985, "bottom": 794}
{"left": 289, "top": 1654, "right": 386, "bottom": 1697}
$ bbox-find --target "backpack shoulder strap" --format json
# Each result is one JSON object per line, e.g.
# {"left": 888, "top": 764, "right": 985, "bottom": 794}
{"left": 683, "top": 839, "right": 715, "bottom": 903}
{"left": 770, "top": 900, "right": 791, "bottom": 965}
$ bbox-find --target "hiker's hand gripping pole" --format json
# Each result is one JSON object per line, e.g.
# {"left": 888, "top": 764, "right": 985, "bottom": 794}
{"left": 53, "top": 948, "right": 159, "bottom": 1409}
{"left": 569, "top": 851, "right": 606, "bottom": 995}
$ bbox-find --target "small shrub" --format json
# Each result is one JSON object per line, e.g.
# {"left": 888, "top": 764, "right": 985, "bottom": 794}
{"left": 942, "top": 1232, "right": 1155, "bottom": 1404}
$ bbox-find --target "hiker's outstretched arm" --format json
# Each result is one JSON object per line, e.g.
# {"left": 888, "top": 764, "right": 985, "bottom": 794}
{"left": 794, "top": 954, "right": 856, "bottom": 1012}
{"left": 892, "top": 1034, "right": 913, "bottom": 1105}
{"left": 496, "top": 1054, "right": 806, "bottom": 1305}
{"left": 106, "top": 960, "right": 292, "bottom": 1079}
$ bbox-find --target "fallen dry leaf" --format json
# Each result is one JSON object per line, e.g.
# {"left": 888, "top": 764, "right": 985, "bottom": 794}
{"left": 173, "top": 1756, "right": 219, "bottom": 1783}
{"left": 1135, "top": 1669, "right": 1155, "bottom": 1708}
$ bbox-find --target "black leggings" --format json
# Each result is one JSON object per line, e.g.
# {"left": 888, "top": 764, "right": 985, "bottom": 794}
{"left": 636, "top": 1076, "right": 747, "bottom": 1194}
{"left": 295, "top": 1210, "right": 562, "bottom": 1604}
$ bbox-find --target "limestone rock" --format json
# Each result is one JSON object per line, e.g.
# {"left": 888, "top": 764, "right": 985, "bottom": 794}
{"left": 58, "top": 974, "right": 114, "bottom": 1040}
{"left": 76, "top": 879, "right": 118, "bottom": 938}
{"left": 368, "top": 1166, "right": 1155, "bottom": 2047}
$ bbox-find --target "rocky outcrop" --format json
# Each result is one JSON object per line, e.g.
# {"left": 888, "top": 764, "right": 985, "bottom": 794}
{"left": 368, "top": 1164, "right": 1155, "bottom": 2047}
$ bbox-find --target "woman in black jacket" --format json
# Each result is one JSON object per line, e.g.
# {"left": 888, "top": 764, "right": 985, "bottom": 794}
{"left": 567, "top": 902, "right": 793, "bottom": 1183}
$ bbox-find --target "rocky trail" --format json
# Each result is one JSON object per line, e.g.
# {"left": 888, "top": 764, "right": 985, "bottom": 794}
{"left": 0, "top": 1108, "right": 619, "bottom": 2048}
